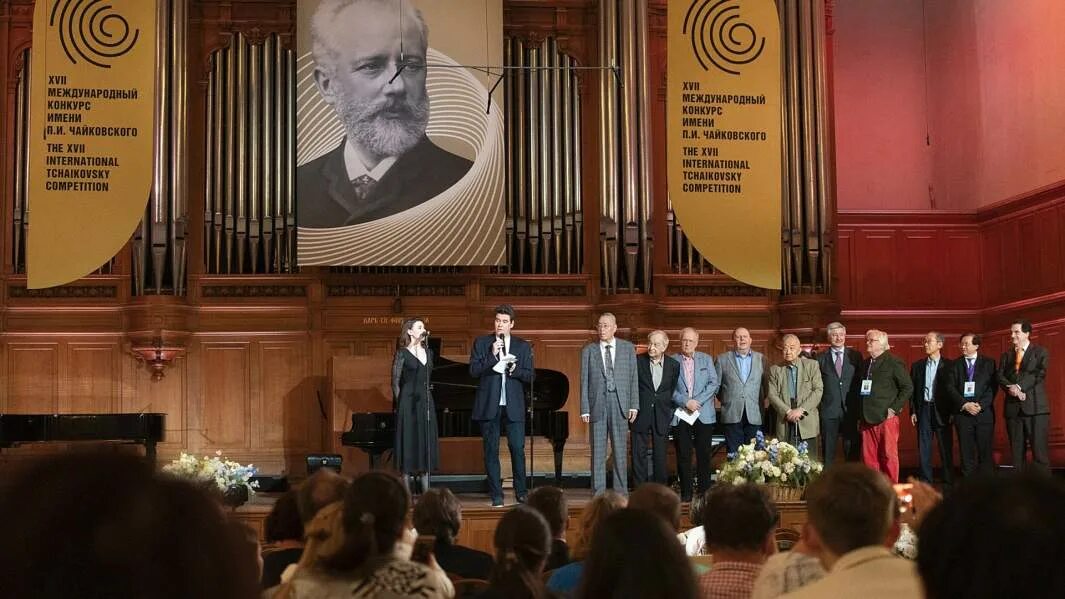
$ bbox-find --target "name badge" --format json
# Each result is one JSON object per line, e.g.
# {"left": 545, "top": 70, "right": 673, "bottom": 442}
{"left": 860, "top": 379, "right": 873, "bottom": 396}
{"left": 963, "top": 381, "right": 976, "bottom": 398}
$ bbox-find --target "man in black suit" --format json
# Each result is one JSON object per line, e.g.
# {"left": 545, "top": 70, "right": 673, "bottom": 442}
{"left": 298, "top": 0, "right": 473, "bottom": 228}
{"left": 816, "top": 322, "right": 863, "bottom": 465}
{"left": 469, "top": 304, "right": 534, "bottom": 507}
{"left": 945, "top": 333, "right": 997, "bottom": 477}
{"left": 910, "top": 331, "right": 954, "bottom": 486}
{"left": 412, "top": 488, "right": 493, "bottom": 580}
{"left": 631, "top": 330, "right": 680, "bottom": 486}
{"left": 997, "top": 319, "right": 1051, "bottom": 472}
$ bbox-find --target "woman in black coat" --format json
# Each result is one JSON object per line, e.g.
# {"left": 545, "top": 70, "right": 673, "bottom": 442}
{"left": 392, "top": 317, "right": 439, "bottom": 494}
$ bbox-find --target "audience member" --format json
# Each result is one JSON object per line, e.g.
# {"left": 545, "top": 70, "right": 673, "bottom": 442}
{"left": 297, "top": 468, "right": 350, "bottom": 524}
{"left": 276, "top": 470, "right": 453, "bottom": 598}
{"left": 578, "top": 508, "right": 698, "bottom": 599}
{"left": 526, "top": 486, "right": 571, "bottom": 570}
{"left": 751, "top": 537, "right": 825, "bottom": 599}
{"left": 229, "top": 519, "right": 265, "bottom": 583}
{"left": 480, "top": 506, "right": 554, "bottom": 599}
{"left": 917, "top": 473, "right": 1065, "bottom": 599}
{"left": 780, "top": 463, "right": 921, "bottom": 598}
{"left": 413, "top": 487, "right": 494, "bottom": 580}
{"left": 679, "top": 492, "right": 707, "bottom": 556}
{"left": 547, "top": 491, "right": 626, "bottom": 597}
{"left": 697, "top": 483, "right": 779, "bottom": 599}
{"left": 0, "top": 452, "right": 260, "bottom": 599}
{"left": 628, "top": 482, "right": 682, "bottom": 533}
{"left": 261, "top": 490, "right": 305, "bottom": 588}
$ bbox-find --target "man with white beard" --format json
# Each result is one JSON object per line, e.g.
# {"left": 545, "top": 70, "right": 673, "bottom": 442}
{"left": 298, "top": 0, "right": 473, "bottom": 228}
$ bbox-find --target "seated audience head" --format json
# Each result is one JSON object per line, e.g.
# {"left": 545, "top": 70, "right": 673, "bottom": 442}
{"left": 579, "top": 508, "right": 698, "bottom": 599}
{"left": 918, "top": 473, "right": 1065, "bottom": 599}
{"left": 264, "top": 489, "right": 305, "bottom": 543}
{"left": 803, "top": 463, "right": 898, "bottom": 568}
{"left": 574, "top": 490, "right": 627, "bottom": 559}
{"left": 412, "top": 487, "right": 463, "bottom": 545}
{"left": 525, "top": 485, "right": 568, "bottom": 541}
{"left": 629, "top": 482, "right": 681, "bottom": 532}
{"left": 688, "top": 491, "right": 707, "bottom": 528}
{"left": 297, "top": 468, "right": 350, "bottom": 525}
{"left": 228, "top": 519, "right": 264, "bottom": 581}
{"left": 320, "top": 470, "right": 410, "bottom": 573}
{"left": 488, "top": 505, "right": 552, "bottom": 599}
{"left": 0, "top": 451, "right": 260, "bottom": 599}
{"left": 703, "top": 483, "right": 779, "bottom": 559}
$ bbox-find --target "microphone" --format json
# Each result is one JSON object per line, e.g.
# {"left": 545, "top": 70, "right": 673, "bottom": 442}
{"left": 421, "top": 330, "right": 430, "bottom": 347}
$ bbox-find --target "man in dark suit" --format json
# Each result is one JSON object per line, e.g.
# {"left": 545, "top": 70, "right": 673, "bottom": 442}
{"left": 631, "top": 330, "right": 680, "bottom": 486}
{"left": 580, "top": 312, "right": 639, "bottom": 496}
{"left": 525, "top": 486, "right": 571, "bottom": 570}
{"left": 909, "top": 331, "right": 954, "bottom": 486}
{"left": 298, "top": 0, "right": 473, "bottom": 228}
{"left": 816, "top": 322, "right": 863, "bottom": 465}
{"left": 469, "top": 304, "right": 534, "bottom": 507}
{"left": 997, "top": 319, "right": 1051, "bottom": 472}
{"left": 859, "top": 329, "right": 914, "bottom": 483}
{"left": 945, "top": 333, "right": 997, "bottom": 477}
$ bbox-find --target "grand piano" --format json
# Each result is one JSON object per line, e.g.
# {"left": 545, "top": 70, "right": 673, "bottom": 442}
{"left": 341, "top": 338, "right": 570, "bottom": 482}
{"left": 0, "top": 413, "right": 166, "bottom": 463}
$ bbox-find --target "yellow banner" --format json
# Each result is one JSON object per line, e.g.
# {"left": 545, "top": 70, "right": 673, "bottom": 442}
{"left": 668, "top": 0, "right": 781, "bottom": 289}
{"left": 27, "top": 0, "right": 156, "bottom": 288}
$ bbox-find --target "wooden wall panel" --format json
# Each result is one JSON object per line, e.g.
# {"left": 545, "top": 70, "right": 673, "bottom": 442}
{"left": 4, "top": 344, "right": 59, "bottom": 413}
{"left": 200, "top": 344, "right": 250, "bottom": 449}
{"left": 64, "top": 344, "right": 118, "bottom": 414}
{"left": 125, "top": 354, "right": 187, "bottom": 449}
{"left": 257, "top": 341, "right": 314, "bottom": 449}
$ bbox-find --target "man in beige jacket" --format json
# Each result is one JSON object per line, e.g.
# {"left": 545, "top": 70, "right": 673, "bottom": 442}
{"left": 767, "top": 334, "right": 823, "bottom": 454}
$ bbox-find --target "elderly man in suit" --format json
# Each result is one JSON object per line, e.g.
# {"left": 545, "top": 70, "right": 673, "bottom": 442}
{"left": 997, "top": 319, "right": 1051, "bottom": 472}
{"left": 717, "top": 327, "right": 768, "bottom": 454}
{"left": 909, "top": 331, "right": 954, "bottom": 487}
{"left": 859, "top": 330, "right": 913, "bottom": 483}
{"left": 298, "top": 0, "right": 473, "bottom": 227}
{"left": 580, "top": 312, "right": 639, "bottom": 496}
{"left": 816, "top": 322, "right": 863, "bottom": 465}
{"left": 945, "top": 333, "right": 997, "bottom": 477}
{"left": 671, "top": 327, "right": 720, "bottom": 502}
{"left": 768, "top": 334, "right": 823, "bottom": 452}
{"left": 632, "top": 330, "right": 680, "bottom": 486}
{"left": 469, "top": 304, "right": 534, "bottom": 507}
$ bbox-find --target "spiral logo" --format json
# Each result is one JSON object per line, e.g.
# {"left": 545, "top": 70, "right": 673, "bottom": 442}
{"left": 683, "top": 0, "right": 765, "bottom": 75}
{"left": 49, "top": 0, "right": 140, "bottom": 68}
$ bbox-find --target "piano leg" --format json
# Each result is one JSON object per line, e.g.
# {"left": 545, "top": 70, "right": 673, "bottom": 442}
{"left": 551, "top": 438, "right": 566, "bottom": 484}
{"left": 145, "top": 439, "right": 157, "bottom": 466}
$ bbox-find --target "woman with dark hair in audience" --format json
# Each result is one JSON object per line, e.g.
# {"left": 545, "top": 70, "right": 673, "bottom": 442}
{"left": 393, "top": 316, "right": 440, "bottom": 495}
{"left": 546, "top": 490, "right": 627, "bottom": 597}
{"left": 577, "top": 508, "right": 698, "bottom": 599}
{"left": 277, "top": 470, "right": 453, "bottom": 598}
{"left": 479, "top": 505, "right": 554, "bottom": 599}
{"left": 918, "top": 473, "right": 1065, "bottom": 599}
{"left": 414, "top": 487, "right": 494, "bottom": 579}
{"left": 261, "top": 489, "right": 305, "bottom": 588}
{"left": 0, "top": 451, "right": 261, "bottom": 599}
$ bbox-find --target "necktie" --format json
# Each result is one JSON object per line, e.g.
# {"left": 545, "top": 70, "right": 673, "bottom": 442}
{"left": 966, "top": 358, "right": 975, "bottom": 381}
{"left": 604, "top": 345, "right": 616, "bottom": 392}
{"left": 1014, "top": 347, "right": 1024, "bottom": 373}
{"left": 351, "top": 174, "right": 377, "bottom": 202}
{"left": 834, "top": 350, "right": 843, "bottom": 378}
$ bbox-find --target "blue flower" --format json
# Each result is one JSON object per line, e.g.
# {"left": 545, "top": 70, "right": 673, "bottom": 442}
{"left": 754, "top": 430, "right": 766, "bottom": 450}
{"left": 798, "top": 440, "right": 809, "bottom": 454}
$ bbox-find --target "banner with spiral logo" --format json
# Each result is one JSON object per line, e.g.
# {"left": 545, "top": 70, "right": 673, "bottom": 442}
{"left": 27, "top": 0, "right": 156, "bottom": 289}
{"left": 668, "top": 0, "right": 781, "bottom": 289}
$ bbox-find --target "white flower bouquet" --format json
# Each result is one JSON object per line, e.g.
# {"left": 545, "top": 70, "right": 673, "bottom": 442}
{"left": 716, "top": 431, "right": 823, "bottom": 500}
{"left": 163, "top": 450, "right": 259, "bottom": 497}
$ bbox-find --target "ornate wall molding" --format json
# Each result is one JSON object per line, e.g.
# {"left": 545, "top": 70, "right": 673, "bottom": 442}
{"left": 666, "top": 285, "right": 769, "bottom": 297}
{"left": 8, "top": 285, "right": 118, "bottom": 299}
{"left": 202, "top": 285, "right": 306, "bottom": 298}
{"left": 484, "top": 284, "right": 586, "bottom": 297}
{"left": 327, "top": 285, "right": 466, "bottom": 297}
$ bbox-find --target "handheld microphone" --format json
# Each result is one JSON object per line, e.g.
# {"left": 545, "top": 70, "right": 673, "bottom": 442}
{"left": 421, "top": 330, "right": 430, "bottom": 347}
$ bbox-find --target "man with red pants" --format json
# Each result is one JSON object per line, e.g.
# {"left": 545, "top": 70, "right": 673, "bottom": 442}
{"left": 858, "top": 330, "right": 913, "bottom": 482}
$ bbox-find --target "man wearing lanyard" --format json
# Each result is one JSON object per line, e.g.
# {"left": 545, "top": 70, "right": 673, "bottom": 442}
{"left": 858, "top": 330, "right": 913, "bottom": 483}
{"left": 997, "top": 319, "right": 1051, "bottom": 472}
{"left": 909, "top": 332, "right": 954, "bottom": 487}
{"left": 945, "top": 333, "right": 997, "bottom": 477}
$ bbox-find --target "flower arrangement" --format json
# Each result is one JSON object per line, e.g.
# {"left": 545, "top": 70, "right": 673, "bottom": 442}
{"left": 716, "top": 431, "right": 824, "bottom": 489}
{"left": 163, "top": 450, "right": 259, "bottom": 496}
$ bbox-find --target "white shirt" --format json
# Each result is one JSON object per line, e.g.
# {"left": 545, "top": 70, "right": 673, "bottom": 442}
{"left": 344, "top": 141, "right": 397, "bottom": 182}
{"left": 600, "top": 339, "right": 616, "bottom": 371}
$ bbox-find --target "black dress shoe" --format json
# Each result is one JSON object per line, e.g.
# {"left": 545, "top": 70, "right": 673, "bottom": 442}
{"left": 491, "top": 499, "right": 505, "bottom": 508}
{"left": 516, "top": 495, "right": 528, "bottom": 504}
